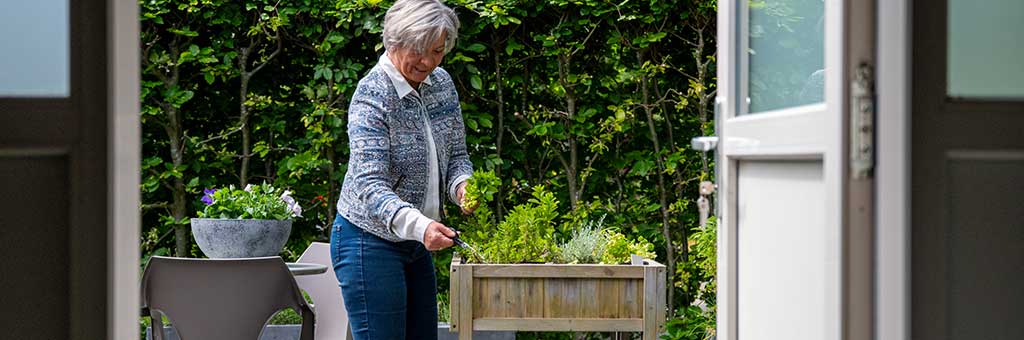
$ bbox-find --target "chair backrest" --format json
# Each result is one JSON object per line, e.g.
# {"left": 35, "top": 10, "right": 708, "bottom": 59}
{"left": 295, "top": 242, "right": 352, "bottom": 340}
{"left": 141, "top": 256, "right": 314, "bottom": 340}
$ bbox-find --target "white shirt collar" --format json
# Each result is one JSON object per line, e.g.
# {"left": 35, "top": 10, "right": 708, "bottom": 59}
{"left": 379, "top": 52, "right": 432, "bottom": 99}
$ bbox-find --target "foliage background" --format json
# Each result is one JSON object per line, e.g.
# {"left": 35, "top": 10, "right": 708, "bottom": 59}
{"left": 139, "top": 0, "right": 717, "bottom": 338}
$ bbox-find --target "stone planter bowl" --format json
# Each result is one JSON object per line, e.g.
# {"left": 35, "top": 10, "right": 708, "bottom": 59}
{"left": 190, "top": 218, "right": 292, "bottom": 258}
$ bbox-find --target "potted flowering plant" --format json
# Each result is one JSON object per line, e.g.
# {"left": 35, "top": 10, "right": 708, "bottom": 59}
{"left": 190, "top": 183, "right": 302, "bottom": 258}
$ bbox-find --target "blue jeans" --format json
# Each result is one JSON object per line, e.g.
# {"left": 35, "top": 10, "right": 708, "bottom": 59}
{"left": 330, "top": 214, "right": 438, "bottom": 340}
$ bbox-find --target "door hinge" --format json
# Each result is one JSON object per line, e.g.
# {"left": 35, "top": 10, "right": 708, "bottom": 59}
{"left": 850, "top": 62, "right": 875, "bottom": 179}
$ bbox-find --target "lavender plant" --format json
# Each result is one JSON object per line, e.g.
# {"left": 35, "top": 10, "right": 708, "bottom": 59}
{"left": 558, "top": 216, "right": 608, "bottom": 264}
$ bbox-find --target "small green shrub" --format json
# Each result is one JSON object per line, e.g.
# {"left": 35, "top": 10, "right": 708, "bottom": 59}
{"left": 601, "top": 230, "right": 656, "bottom": 265}
{"left": 467, "top": 185, "right": 560, "bottom": 264}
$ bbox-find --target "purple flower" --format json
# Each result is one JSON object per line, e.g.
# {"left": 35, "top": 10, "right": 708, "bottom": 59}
{"left": 201, "top": 188, "right": 216, "bottom": 206}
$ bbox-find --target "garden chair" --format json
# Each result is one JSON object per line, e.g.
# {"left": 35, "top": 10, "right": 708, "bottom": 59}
{"left": 140, "top": 256, "right": 314, "bottom": 340}
{"left": 295, "top": 242, "right": 353, "bottom": 340}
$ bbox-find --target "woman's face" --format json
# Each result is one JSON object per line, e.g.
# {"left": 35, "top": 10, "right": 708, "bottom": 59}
{"left": 390, "top": 33, "right": 447, "bottom": 87}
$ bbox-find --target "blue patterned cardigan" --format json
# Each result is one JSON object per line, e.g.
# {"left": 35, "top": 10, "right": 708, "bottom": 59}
{"left": 335, "top": 64, "right": 473, "bottom": 242}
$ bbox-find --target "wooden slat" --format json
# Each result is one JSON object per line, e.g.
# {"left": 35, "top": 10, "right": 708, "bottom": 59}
{"left": 563, "top": 279, "right": 581, "bottom": 317}
{"left": 450, "top": 259, "right": 462, "bottom": 329}
{"left": 621, "top": 279, "right": 641, "bottom": 318}
{"left": 470, "top": 264, "right": 645, "bottom": 278}
{"left": 643, "top": 266, "right": 658, "bottom": 340}
{"left": 543, "top": 278, "right": 563, "bottom": 318}
{"left": 475, "top": 278, "right": 510, "bottom": 318}
{"left": 579, "top": 279, "right": 598, "bottom": 317}
{"left": 506, "top": 277, "right": 523, "bottom": 318}
{"left": 473, "top": 318, "right": 644, "bottom": 332}
{"left": 473, "top": 279, "right": 486, "bottom": 318}
{"left": 524, "top": 278, "right": 544, "bottom": 317}
{"left": 597, "top": 279, "right": 622, "bottom": 318}
{"left": 458, "top": 265, "right": 473, "bottom": 340}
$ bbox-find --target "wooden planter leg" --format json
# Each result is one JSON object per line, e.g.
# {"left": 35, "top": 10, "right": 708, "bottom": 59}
{"left": 643, "top": 267, "right": 658, "bottom": 340}
{"left": 458, "top": 265, "right": 473, "bottom": 340}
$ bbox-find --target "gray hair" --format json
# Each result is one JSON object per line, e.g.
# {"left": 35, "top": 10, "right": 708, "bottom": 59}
{"left": 382, "top": 0, "right": 459, "bottom": 54}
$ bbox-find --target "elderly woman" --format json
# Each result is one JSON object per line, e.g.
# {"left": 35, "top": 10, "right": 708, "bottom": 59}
{"left": 330, "top": 0, "right": 473, "bottom": 338}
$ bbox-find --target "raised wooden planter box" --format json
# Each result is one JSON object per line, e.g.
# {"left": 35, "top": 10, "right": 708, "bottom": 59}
{"left": 449, "top": 255, "right": 667, "bottom": 340}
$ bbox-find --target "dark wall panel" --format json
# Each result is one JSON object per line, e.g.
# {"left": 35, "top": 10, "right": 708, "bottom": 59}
{"left": 947, "top": 157, "right": 1024, "bottom": 340}
{"left": 0, "top": 155, "right": 70, "bottom": 340}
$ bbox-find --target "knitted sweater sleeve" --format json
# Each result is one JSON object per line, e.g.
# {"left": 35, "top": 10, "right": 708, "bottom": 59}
{"left": 346, "top": 80, "right": 413, "bottom": 229}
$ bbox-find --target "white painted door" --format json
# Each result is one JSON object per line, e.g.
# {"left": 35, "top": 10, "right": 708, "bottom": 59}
{"left": 714, "top": 1, "right": 872, "bottom": 339}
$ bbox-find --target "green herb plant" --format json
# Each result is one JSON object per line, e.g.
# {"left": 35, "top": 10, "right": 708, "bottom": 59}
{"left": 557, "top": 214, "right": 658, "bottom": 264}
{"left": 601, "top": 230, "right": 656, "bottom": 264}
{"left": 458, "top": 174, "right": 657, "bottom": 265}
{"left": 462, "top": 185, "right": 560, "bottom": 264}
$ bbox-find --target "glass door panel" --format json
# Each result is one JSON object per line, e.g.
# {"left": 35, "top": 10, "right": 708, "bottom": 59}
{"left": 947, "top": 0, "right": 1024, "bottom": 99}
{"left": 745, "top": 0, "right": 825, "bottom": 114}
{"left": 0, "top": 0, "right": 69, "bottom": 97}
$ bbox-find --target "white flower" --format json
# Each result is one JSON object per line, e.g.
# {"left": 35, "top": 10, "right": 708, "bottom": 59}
{"left": 279, "top": 190, "right": 301, "bottom": 218}
{"left": 281, "top": 195, "right": 296, "bottom": 206}
{"left": 244, "top": 184, "right": 253, "bottom": 192}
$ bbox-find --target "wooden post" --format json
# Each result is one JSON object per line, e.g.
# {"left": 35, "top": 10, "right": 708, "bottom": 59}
{"left": 643, "top": 266, "right": 659, "bottom": 340}
{"left": 458, "top": 262, "right": 474, "bottom": 340}
{"left": 450, "top": 255, "right": 461, "bottom": 333}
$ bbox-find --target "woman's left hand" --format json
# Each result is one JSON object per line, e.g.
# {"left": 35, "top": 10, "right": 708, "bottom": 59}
{"left": 457, "top": 182, "right": 477, "bottom": 215}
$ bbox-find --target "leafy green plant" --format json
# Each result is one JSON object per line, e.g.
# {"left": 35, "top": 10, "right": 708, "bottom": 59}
{"left": 437, "top": 291, "right": 451, "bottom": 323}
{"left": 661, "top": 305, "right": 715, "bottom": 340}
{"left": 467, "top": 186, "right": 560, "bottom": 264}
{"left": 198, "top": 183, "right": 301, "bottom": 220}
{"left": 690, "top": 216, "right": 717, "bottom": 300}
{"left": 601, "top": 230, "right": 657, "bottom": 265}
{"left": 461, "top": 170, "right": 500, "bottom": 212}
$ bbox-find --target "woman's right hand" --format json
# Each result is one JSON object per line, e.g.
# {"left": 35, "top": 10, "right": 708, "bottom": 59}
{"left": 423, "top": 221, "right": 457, "bottom": 251}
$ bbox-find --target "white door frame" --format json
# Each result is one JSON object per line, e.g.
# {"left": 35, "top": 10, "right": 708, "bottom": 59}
{"left": 875, "top": 0, "right": 911, "bottom": 339}
{"left": 108, "top": 0, "right": 141, "bottom": 338}
{"left": 716, "top": 0, "right": 847, "bottom": 339}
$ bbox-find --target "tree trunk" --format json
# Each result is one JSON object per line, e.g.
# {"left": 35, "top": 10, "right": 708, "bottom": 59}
{"left": 155, "top": 40, "right": 191, "bottom": 257}
{"left": 237, "top": 30, "right": 281, "bottom": 187}
{"left": 639, "top": 50, "right": 677, "bottom": 312}
{"left": 556, "top": 52, "right": 579, "bottom": 210}
{"left": 326, "top": 145, "right": 338, "bottom": 236}
{"left": 239, "top": 70, "right": 251, "bottom": 187}
{"left": 166, "top": 106, "right": 190, "bottom": 257}
{"left": 492, "top": 33, "right": 507, "bottom": 218}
